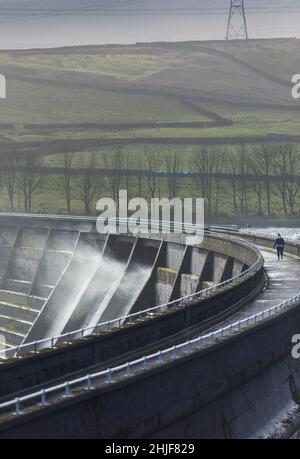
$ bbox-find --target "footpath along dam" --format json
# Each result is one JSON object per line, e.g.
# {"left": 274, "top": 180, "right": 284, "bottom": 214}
{"left": 0, "top": 214, "right": 299, "bottom": 438}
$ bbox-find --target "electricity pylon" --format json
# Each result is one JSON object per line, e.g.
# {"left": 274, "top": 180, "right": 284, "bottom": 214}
{"left": 226, "top": 0, "right": 249, "bottom": 40}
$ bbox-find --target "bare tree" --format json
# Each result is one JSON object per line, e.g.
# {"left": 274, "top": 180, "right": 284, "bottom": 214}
{"left": 104, "top": 147, "right": 124, "bottom": 201}
{"left": 253, "top": 145, "right": 275, "bottom": 216}
{"left": 272, "top": 143, "right": 300, "bottom": 215}
{"left": 238, "top": 146, "right": 248, "bottom": 213}
{"left": 0, "top": 150, "right": 18, "bottom": 210}
{"left": 124, "top": 150, "right": 131, "bottom": 198}
{"left": 144, "top": 148, "right": 162, "bottom": 198}
{"left": 228, "top": 153, "right": 239, "bottom": 214}
{"left": 213, "top": 148, "right": 224, "bottom": 216}
{"left": 60, "top": 153, "right": 74, "bottom": 213}
{"left": 77, "top": 153, "right": 101, "bottom": 215}
{"left": 18, "top": 156, "right": 45, "bottom": 213}
{"left": 228, "top": 147, "right": 249, "bottom": 215}
{"left": 135, "top": 153, "right": 145, "bottom": 197}
{"left": 165, "top": 149, "right": 182, "bottom": 199}
{"left": 248, "top": 151, "right": 264, "bottom": 215}
{"left": 193, "top": 146, "right": 215, "bottom": 217}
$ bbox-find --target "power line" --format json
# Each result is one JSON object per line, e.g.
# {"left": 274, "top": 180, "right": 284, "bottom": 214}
{"left": 0, "top": 2, "right": 297, "bottom": 29}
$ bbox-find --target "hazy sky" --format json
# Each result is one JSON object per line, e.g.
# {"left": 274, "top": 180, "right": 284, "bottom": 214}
{"left": 0, "top": 1, "right": 298, "bottom": 49}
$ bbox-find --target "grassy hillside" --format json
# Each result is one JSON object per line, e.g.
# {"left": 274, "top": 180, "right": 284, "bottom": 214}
{"left": 0, "top": 38, "right": 299, "bottom": 219}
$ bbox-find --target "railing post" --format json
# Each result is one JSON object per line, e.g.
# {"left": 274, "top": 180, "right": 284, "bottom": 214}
{"left": 172, "top": 346, "right": 177, "bottom": 359}
{"left": 158, "top": 351, "right": 163, "bottom": 364}
{"left": 15, "top": 398, "right": 21, "bottom": 415}
{"left": 41, "top": 389, "right": 47, "bottom": 406}
{"left": 85, "top": 375, "right": 94, "bottom": 391}
{"left": 107, "top": 369, "right": 113, "bottom": 383}
{"left": 64, "top": 382, "right": 71, "bottom": 397}
{"left": 143, "top": 356, "right": 148, "bottom": 370}
{"left": 126, "top": 362, "right": 131, "bottom": 377}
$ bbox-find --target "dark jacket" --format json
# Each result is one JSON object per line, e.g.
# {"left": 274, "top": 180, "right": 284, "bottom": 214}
{"left": 274, "top": 237, "right": 285, "bottom": 249}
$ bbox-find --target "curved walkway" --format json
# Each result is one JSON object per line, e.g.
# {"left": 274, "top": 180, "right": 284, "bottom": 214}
{"left": 206, "top": 247, "right": 300, "bottom": 334}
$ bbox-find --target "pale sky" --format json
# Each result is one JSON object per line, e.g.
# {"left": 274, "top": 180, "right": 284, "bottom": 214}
{"left": 0, "top": 1, "right": 297, "bottom": 49}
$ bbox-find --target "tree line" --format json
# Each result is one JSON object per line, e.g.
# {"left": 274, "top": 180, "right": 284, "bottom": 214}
{"left": 0, "top": 143, "right": 300, "bottom": 217}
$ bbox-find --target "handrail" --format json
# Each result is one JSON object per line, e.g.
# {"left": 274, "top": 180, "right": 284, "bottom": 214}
{"left": 239, "top": 229, "right": 299, "bottom": 245}
{"left": 0, "top": 220, "right": 263, "bottom": 360}
{"left": 0, "top": 287, "right": 299, "bottom": 418}
{"left": 0, "top": 225, "right": 299, "bottom": 418}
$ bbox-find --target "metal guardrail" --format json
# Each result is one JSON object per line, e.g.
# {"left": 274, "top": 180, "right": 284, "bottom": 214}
{"left": 0, "top": 221, "right": 263, "bottom": 360}
{"left": 0, "top": 290, "right": 299, "bottom": 418}
{"left": 239, "top": 229, "right": 299, "bottom": 245}
{"left": 0, "top": 221, "right": 297, "bottom": 418}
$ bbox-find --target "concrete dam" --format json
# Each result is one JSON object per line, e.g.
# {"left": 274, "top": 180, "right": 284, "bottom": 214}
{"left": 0, "top": 214, "right": 299, "bottom": 439}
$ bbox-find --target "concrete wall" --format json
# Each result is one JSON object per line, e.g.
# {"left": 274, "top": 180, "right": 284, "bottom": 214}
{"left": 60, "top": 234, "right": 131, "bottom": 333}
{"left": 99, "top": 238, "right": 161, "bottom": 322}
{"left": 0, "top": 217, "right": 263, "bottom": 408}
{"left": 0, "top": 265, "right": 264, "bottom": 398}
{"left": 1, "top": 297, "right": 300, "bottom": 439}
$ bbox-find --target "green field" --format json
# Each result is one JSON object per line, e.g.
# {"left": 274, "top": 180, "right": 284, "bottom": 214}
{"left": 0, "top": 38, "right": 299, "bottom": 219}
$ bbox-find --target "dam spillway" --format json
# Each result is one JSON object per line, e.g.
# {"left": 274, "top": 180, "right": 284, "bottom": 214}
{"left": 1, "top": 214, "right": 300, "bottom": 439}
{"left": 0, "top": 214, "right": 248, "bottom": 349}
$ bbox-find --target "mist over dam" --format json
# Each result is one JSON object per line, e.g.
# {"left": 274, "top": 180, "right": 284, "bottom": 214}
{"left": 0, "top": 214, "right": 300, "bottom": 439}
{"left": 0, "top": 213, "right": 247, "bottom": 349}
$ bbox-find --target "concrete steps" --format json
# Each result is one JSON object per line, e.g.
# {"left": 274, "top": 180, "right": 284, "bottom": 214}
{"left": 4, "top": 279, "right": 32, "bottom": 294}
{"left": 33, "top": 284, "right": 54, "bottom": 299}
{"left": 0, "top": 290, "right": 45, "bottom": 347}
{"left": 4, "top": 244, "right": 45, "bottom": 293}
{"left": 0, "top": 315, "right": 32, "bottom": 336}
{"left": 0, "top": 290, "right": 45, "bottom": 309}
{"left": 0, "top": 301, "right": 39, "bottom": 323}
{"left": 28, "top": 296, "right": 46, "bottom": 310}
{"left": 0, "top": 327, "right": 26, "bottom": 347}
{"left": 31, "top": 249, "right": 73, "bottom": 298}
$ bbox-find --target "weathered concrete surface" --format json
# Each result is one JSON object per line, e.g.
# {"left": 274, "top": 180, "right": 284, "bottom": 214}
{"left": 0, "top": 247, "right": 298, "bottom": 439}
{"left": 0, "top": 261, "right": 263, "bottom": 399}
{"left": 99, "top": 238, "right": 161, "bottom": 323}
{"left": 1, "top": 288, "right": 300, "bottom": 439}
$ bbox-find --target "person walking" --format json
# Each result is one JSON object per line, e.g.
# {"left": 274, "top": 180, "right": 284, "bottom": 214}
{"left": 274, "top": 233, "right": 285, "bottom": 260}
